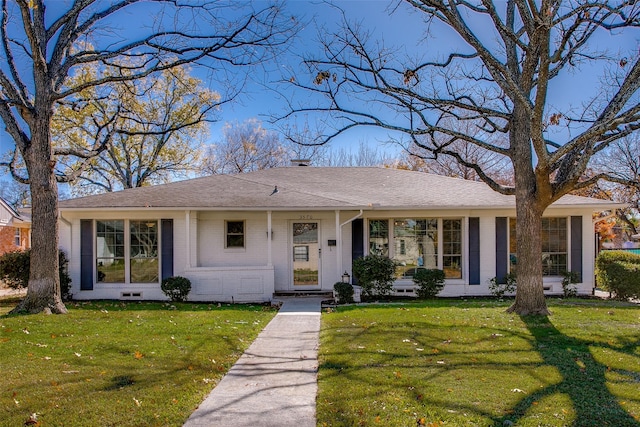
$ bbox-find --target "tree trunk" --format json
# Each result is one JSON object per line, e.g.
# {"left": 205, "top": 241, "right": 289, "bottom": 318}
{"left": 506, "top": 103, "right": 550, "bottom": 316}
{"left": 506, "top": 194, "right": 550, "bottom": 315}
{"left": 11, "top": 117, "right": 67, "bottom": 315}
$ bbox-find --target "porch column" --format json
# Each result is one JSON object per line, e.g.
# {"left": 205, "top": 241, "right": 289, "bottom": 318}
{"left": 185, "top": 210, "right": 191, "bottom": 268}
{"left": 267, "top": 211, "right": 273, "bottom": 267}
{"left": 336, "top": 210, "right": 342, "bottom": 279}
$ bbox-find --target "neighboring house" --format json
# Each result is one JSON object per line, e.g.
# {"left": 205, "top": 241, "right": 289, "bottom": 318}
{"left": 0, "top": 196, "right": 31, "bottom": 256}
{"left": 58, "top": 167, "right": 620, "bottom": 302}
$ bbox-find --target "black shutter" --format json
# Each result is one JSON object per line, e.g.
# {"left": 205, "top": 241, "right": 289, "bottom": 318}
{"left": 571, "top": 216, "right": 583, "bottom": 280}
{"left": 80, "top": 220, "right": 93, "bottom": 290}
{"left": 351, "top": 219, "right": 364, "bottom": 285}
{"left": 352, "top": 219, "right": 364, "bottom": 260}
{"left": 161, "top": 219, "right": 174, "bottom": 280}
{"left": 495, "top": 217, "right": 508, "bottom": 282}
{"left": 469, "top": 217, "right": 480, "bottom": 285}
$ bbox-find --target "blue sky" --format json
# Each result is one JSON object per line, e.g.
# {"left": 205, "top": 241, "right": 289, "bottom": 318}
{"left": 0, "top": 1, "right": 407, "bottom": 184}
{"left": 1, "top": 0, "right": 639, "bottom": 186}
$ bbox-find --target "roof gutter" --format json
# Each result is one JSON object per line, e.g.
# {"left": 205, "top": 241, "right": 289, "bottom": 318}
{"left": 340, "top": 209, "right": 363, "bottom": 228}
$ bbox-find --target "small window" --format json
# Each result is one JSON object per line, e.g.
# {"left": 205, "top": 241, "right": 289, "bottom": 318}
{"left": 294, "top": 245, "right": 309, "bottom": 261}
{"left": 226, "top": 221, "right": 245, "bottom": 248}
{"left": 14, "top": 228, "right": 21, "bottom": 246}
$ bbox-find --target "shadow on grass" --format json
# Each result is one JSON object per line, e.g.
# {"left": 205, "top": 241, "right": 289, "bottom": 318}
{"left": 498, "top": 315, "right": 639, "bottom": 426}
{"left": 317, "top": 301, "right": 639, "bottom": 426}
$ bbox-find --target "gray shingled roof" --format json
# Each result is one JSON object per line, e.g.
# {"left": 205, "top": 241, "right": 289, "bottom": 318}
{"left": 58, "top": 167, "right": 619, "bottom": 211}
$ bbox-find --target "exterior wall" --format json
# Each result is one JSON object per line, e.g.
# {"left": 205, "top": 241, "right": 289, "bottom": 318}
{"left": 0, "top": 225, "right": 30, "bottom": 255}
{"left": 59, "top": 206, "right": 599, "bottom": 302}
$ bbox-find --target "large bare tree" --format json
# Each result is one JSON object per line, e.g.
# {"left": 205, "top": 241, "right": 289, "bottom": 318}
{"left": 283, "top": 0, "right": 640, "bottom": 314}
{"left": 0, "top": 0, "right": 296, "bottom": 313}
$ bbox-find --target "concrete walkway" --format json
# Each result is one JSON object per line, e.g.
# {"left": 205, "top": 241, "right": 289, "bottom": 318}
{"left": 183, "top": 297, "right": 324, "bottom": 427}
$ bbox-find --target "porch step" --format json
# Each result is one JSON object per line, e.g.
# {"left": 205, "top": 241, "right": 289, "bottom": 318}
{"left": 273, "top": 291, "right": 334, "bottom": 298}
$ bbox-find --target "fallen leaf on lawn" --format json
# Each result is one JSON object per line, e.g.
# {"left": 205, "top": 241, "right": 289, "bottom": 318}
{"left": 22, "top": 328, "right": 29, "bottom": 334}
{"left": 436, "top": 360, "right": 445, "bottom": 364}
{"left": 134, "top": 351, "right": 144, "bottom": 359}
{"left": 511, "top": 388, "right": 525, "bottom": 393}
{"left": 133, "top": 398, "right": 141, "bottom": 407}
{"left": 24, "top": 413, "right": 39, "bottom": 426}
{"left": 74, "top": 352, "right": 81, "bottom": 357}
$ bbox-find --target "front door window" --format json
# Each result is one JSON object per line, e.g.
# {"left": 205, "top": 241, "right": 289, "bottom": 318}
{"left": 292, "top": 222, "right": 319, "bottom": 286}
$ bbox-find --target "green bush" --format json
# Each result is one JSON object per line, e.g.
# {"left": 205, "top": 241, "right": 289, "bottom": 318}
{"left": 0, "top": 249, "right": 73, "bottom": 300}
{"left": 488, "top": 272, "right": 517, "bottom": 298}
{"left": 161, "top": 276, "right": 192, "bottom": 302}
{"left": 0, "top": 250, "right": 29, "bottom": 289}
{"left": 596, "top": 250, "right": 640, "bottom": 300}
{"left": 333, "top": 282, "right": 354, "bottom": 304}
{"left": 561, "top": 270, "right": 580, "bottom": 298}
{"left": 413, "top": 268, "right": 445, "bottom": 299}
{"left": 352, "top": 255, "right": 396, "bottom": 300}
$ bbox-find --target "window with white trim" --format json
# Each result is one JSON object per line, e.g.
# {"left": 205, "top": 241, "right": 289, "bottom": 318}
{"left": 225, "top": 220, "right": 245, "bottom": 248}
{"left": 509, "top": 217, "right": 567, "bottom": 276}
{"left": 96, "top": 220, "right": 158, "bottom": 283}
{"left": 14, "top": 228, "right": 20, "bottom": 246}
{"left": 368, "top": 218, "right": 463, "bottom": 279}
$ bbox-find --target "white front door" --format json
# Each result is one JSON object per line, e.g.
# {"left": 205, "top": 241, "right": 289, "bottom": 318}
{"left": 291, "top": 222, "right": 320, "bottom": 288}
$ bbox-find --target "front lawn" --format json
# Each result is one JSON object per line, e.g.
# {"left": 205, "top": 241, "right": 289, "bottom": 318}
{"left": 318, "top": 299, "right": 640, "bottom": 426}
{"left": 0, "top": 300, "right": 276, "bottom": 427}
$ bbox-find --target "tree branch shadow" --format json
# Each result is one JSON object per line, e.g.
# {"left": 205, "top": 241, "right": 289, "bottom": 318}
{"left": 496, "top": 315, "right": 640, "bottom": 426}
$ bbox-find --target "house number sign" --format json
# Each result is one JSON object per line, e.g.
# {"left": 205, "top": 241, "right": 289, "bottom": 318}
{"left": 298, "top": 215, "right": 313, "bottom": 220}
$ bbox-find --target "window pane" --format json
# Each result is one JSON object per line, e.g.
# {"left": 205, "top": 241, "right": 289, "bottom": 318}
{"left": 130, "top": 220, "right": 158, "bottom": 283}
{"left": 443, "top": 219, "right": 462, "bottom": 279}
{"left": 97, "top": 259, "right": 125, "bottom": 283}
{"left": 227, "top": 234, "right": 244, "bottom": 248}
{"left": 227, "top": 221, "right": 244, "bottom": 234}
{"left": 226, "top": 221, "right": 245, "bottom": 248}
{"left": 96, "top": 220, "right": 125, "bottom": 283}
{"left": 131, "top": 258, "right": 158, "bottom": 283}
{"left": 443, "top": 256, "right": 462, "bottom": 279}
{"left": 394, "top": 218, "right": 437, "bottom": 278}
{"left": 510, "top": 217, "right": 568, "bottom": 276}
{"left": 294, "top": 245, "right": 309, "bottom": 261}
{"left": 369, "top": 220, "right": 389, "bottom": 256}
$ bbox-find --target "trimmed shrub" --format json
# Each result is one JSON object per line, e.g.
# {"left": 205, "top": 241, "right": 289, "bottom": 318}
{"left": 161, "top": 276, "right": 192, "bottom": 302}
{"left": 488, "top": 272, "right": 517, "bottom": 298}
{"left": 333, "top": 282, "right": 354, "bottom": 304}
{"left": 596, "top": 250, "right": 640, "bottom": 300}
{"left": 413, "top": 268, "right": 445, "bottom": 299}
{"left": 352, "top": 255, "right": 396, "bottom": 299}
{"left": 0, "top": 249, "right": 73, "bottom": 300}
{"left": 561, "top": 271, "right": 580, "bottom": 298}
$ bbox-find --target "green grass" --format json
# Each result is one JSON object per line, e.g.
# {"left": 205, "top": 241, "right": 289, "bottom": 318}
{"left": 0, "top": 299, "right": 276, "bottom": 427}
{"left": 318, "top": 299, "right": 640, "bottom": 427}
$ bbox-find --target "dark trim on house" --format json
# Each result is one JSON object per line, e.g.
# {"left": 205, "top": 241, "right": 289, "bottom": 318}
{"left": 161, "top": 219, "right": 174, "bottom": 280}
{"left": 80, "top": 220, "right": 93, "bottom": 290}
{"left": 495, "top": 217, "right": 508, "bottom": 282}
{"left": 571, "top": 216, "right": 582, "bottom": 280}
{"left": 469, "top": 217, "right": 480, "bottom": 285}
